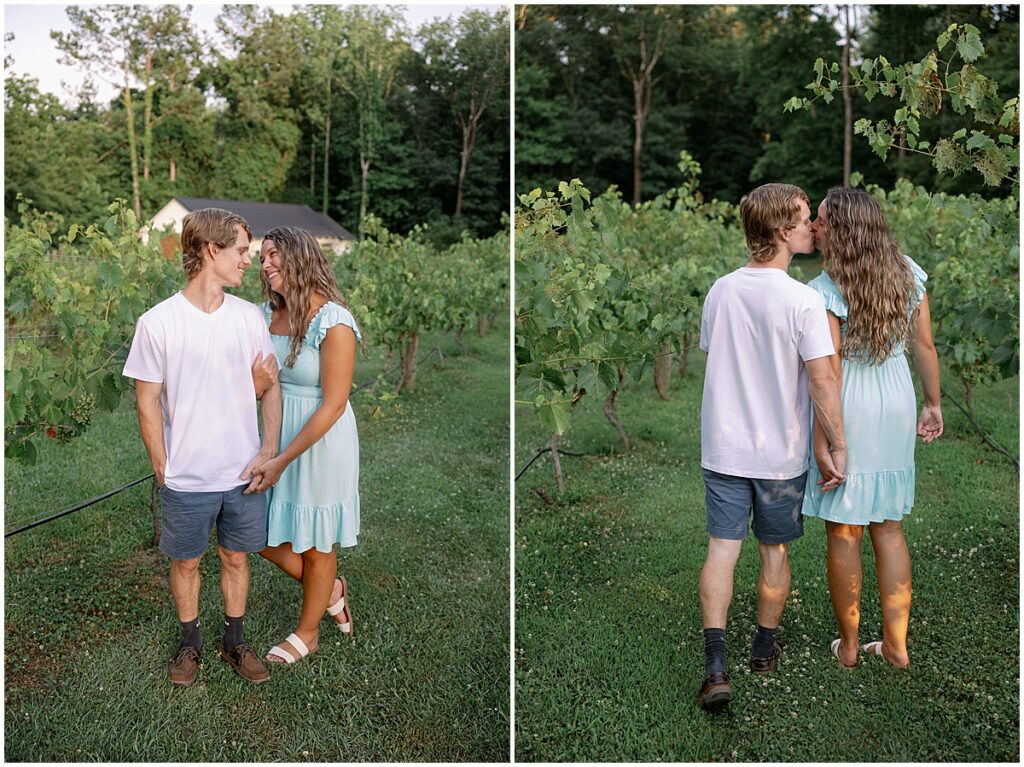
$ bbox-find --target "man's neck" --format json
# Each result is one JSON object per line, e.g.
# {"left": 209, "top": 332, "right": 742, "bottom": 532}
{"left": 181, "top": 273, "right": 227, "bottom": 314}
{"left": 745, "top": 250, "right": 792, "bottom": 272}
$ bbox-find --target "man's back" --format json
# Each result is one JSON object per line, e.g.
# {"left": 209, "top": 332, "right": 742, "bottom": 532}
{"left": 699, "top": 267, "right": 833, "bottom": 480}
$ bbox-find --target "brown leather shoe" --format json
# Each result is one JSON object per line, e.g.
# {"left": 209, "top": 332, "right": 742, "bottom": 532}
{"left": 751, "top": 640, "right": 782, "bottom": 675}
{"left": 696, "top": 671, "right": 732, "bottom": 711}
{"left": 168, "top": 645, "right": 202, "bottom": 687}
{"left": 219, "top": 642, "right": 270, "bottom": 683}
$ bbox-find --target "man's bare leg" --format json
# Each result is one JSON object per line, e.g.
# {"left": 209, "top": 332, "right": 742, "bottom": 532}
{"left": 170, "top": 556, "right": 202, "bottom": 623}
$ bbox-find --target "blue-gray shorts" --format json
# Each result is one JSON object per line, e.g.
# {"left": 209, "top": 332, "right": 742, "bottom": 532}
{"left": 159, "top": 483, "right": 268, "bottom": 560}
{"left": 702, "top": 468, "right": 807, "bottom": 544}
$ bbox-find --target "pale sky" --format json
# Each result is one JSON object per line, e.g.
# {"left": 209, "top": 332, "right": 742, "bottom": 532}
{"left": 3, "top": 3, "right": 507, "bottom": 106}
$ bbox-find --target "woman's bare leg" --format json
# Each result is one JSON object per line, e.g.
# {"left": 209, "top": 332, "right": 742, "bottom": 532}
{"left": 259, "top": 543, "right": 304, "bottom": 581}
{"left": 825, "top": 521, "right": 865, "bottom": 666}
{"left": 868, "top": 519, "right": 911, "bottom": 668}
{"left": 267, "top": 547, "right": 336, "bottom": 662}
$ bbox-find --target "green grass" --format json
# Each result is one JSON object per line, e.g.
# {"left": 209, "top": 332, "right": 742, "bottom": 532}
{"left": 5, "top": 316, "right": 510, "bottom": 762}
{"left": 515, "top": 352, "right": 1018, "bottom": 762}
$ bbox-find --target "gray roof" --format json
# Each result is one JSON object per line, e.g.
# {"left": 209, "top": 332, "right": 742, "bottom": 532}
{"left": 173, "top": 198, "right": 355, "bottom": 240}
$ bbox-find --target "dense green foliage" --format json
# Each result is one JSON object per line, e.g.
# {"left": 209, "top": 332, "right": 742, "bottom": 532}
{"left": 5, "top": 201, "right": 508, "bottom": 462}
{"left": 4, "top": 200, "right": 180, "bottom": 463}
{"left": 515, "top": 162, "right": 1019, "bottom": 488}
{"left": 515, "top": 154, "right": 738, "bottom": 439}
{"left": 5, "top": 5, "right": 509, "bottom": 241}
{"left": 786, "top": 23, "right": 1019, "bottom": 190}
{"left": 876, "top": 179, "right": 1019, "bottom": 403}
{"left": 515, "top": 5, "right": 1018, "bottom": 204}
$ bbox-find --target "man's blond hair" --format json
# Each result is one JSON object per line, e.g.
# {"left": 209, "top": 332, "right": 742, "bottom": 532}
{"left": 739, "top": 183, "right": 810, "bottom": 263}
{"left": 180, "top": 208, "right": 252, "bottom": 280}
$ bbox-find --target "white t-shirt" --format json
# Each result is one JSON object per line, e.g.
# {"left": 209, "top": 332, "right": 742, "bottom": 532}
{"left": 123, "top": 292, "right": 276, "bottom": 492}
{"left": 699, "top": 267, "right": 835, "bottom": 480}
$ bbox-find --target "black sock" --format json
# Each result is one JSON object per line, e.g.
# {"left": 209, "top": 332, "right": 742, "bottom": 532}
{"left": 179, "top": 617, "right": 202, "bottom": 649}
{"left": 703, "top": 628, "right": 727, "bottom": 675}
{"left": 752, "top": 624, "right": 777, "bottom": 658}
{"left": 223, "top": 614, "right": 245, "bottom": 650}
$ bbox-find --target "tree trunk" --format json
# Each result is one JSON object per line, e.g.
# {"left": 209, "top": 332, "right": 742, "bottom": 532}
{"left": 632, "top": 81, "right": 647, "bottom": 205}
{"left": 150, "top": 476, "right": 160, "bottom": 547}
{"left": 550, "top": 433, "right": 564, "bottom": 493}
{"left": 456, "top": 116, "right": 477, "bottom": 218}
{"left": 962, "top": 376, "right": 974, "bottom": 416}
{"left": 310, "top": 139, "right": 316, "bottom": 195}
{"left": 322, "top": 76, "right": 332, "bottom": 214}
{"left": 454, "top": 324, "right": 465, "bottom": 353}
{"left": 477, "top": 315, "right": 486, "bottom": 337}
{"left": 123, "top": 63, "right": 142, "bottom": 220}
{"left": 653, "top": 342, "right": 672, "bottom": 400}
{"left": 142, "top": 34, "right": 153, "bottom": 182}
{"left": 397, "top": 331, "right": 419, "bottom": 393}
{"left": 677, "top": 331, "right": 692, "bottom": 378}
{"left": 359, "top": 150, "right": 370, "bottom": 241}
{"left": 169, "top": 159, "right": 176, "bottom": 183}
{"left": 604, "top": 366, "right": 630, "bottom": 451}
{"left": 619, "top": 15, "right": 664, "bottom": 206}
{"left": 842, "top": 5, "right": 853, "bottom": 186}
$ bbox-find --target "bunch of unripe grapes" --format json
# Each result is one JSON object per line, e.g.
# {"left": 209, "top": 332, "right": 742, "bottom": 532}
{"left": 70, "top": 392, "right": 95, "bottom": 429}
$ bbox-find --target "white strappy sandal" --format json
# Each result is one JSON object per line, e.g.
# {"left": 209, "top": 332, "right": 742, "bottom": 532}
{"left": 326, "top": 576, "right": 354, "bottom": 639}
{"left": 266, "top": 633, "right": 313, "bottom": 665}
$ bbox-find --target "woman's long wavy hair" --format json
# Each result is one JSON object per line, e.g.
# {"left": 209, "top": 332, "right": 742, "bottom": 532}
{"left": 823, "top": 188, "right": 917, "bottom": 364}
{"left": 260, "top": 227, "right": 354, "bottom": 368}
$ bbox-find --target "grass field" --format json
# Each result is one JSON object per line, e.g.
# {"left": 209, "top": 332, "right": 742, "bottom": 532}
{"left": 5, "top": 316, "right": 510, "bottom": 762}
{"left": 515, "top": 351, "right": 1018, "bottom": 762}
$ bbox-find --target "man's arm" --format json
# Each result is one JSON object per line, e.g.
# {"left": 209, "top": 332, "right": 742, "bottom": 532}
{"left": 260, "top": 381, "right": 282, "bottom": 457}
{"left": 810, "top": 312, "right": 845, "bottom": 490}
{"left": 806, "top": 354, "right": 846, "bottom": 486}
{"left": 135, "top": 380, "right": 167, "bottom": 487}
{"left": 241, "top": 380, "right": 281, "bottom": 493}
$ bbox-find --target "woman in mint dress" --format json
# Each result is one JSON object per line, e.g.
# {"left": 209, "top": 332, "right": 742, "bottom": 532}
{"left": 802, "top": 188, "right": 943, "bottom": 669}
{"left": 250, "top": 226, "right": 360, "bottom": 665}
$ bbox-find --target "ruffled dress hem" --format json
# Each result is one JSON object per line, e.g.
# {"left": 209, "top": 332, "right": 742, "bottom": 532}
{"left": 267, "top": 498, "right": 360, "bottom": 553}
{"left": 802, "top": 465, "right": 915, "bottom": 525}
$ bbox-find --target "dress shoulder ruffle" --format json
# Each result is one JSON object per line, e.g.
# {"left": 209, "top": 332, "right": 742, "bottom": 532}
{"left": 305, "top": 301, "right": 362, "bottom": 347}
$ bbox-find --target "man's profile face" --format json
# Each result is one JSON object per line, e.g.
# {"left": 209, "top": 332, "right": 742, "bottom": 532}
{"left": 786, "top": 198, "right": 815, "bottom": 256}
{"left": 811, "top": 200, "right": 828, "bottom": 255}
{"left": 207, "top": 225, "right": 252, "bottom": 289}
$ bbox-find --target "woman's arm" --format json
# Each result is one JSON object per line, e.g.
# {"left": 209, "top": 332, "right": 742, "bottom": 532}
{"left": 251, "top": 351, "right": 279, "bottom": 400}
{"left": 911, "top": 293, "right": 943, "bottom": 442}
{"left": 247, "top": 324, "right": 356, "bottom": 490}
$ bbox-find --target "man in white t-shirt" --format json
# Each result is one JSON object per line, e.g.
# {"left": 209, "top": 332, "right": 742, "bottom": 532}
{"left": 123, "top": 208, "right": 282, "bottom": 687}
{"left": 695, "top": 184, "right": 846, "bottom": 711}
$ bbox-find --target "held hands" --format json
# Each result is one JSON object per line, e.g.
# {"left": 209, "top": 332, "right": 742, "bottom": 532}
{"left": 917, "top": 405, "right": 943, "bottom": 443}
{"left": 814, "top": 444, "right": 847, "bottom": 492}
{"left": 241, "top": 454, "right": 286, "bottom": 495}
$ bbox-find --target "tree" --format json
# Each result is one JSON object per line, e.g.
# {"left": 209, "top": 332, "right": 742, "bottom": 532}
{"left": 787, "top": 20, "right": 1020, "bottom": 192}
{"left": 334, "top": 6, "right": 409, "bottom": 238}
{"left": 208, "top": 6, "right": 304, "bottom": 201}
{"left": 601, "top": 5, "right": 687, "bottom": 204}
{"left": 52, "top": 6, "right": 144, "bottom": 217}
{"left": 420, "top": 8, "right": 509, "bottom": 218}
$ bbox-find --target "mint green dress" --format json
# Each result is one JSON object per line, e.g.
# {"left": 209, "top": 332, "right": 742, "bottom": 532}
{"left": 261, "top": 302, "right": 361, "bottom": 552}
{"left": 801, "top": 256, "right": 927, "bottom": 525}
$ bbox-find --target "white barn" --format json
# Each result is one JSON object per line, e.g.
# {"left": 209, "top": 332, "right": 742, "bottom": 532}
{"left": 144, "top": 197, "right": 356, "bottom": 258}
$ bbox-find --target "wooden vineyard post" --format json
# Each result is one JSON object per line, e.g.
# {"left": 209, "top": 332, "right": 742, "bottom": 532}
{"left": 150, "top": 476, "right": 160, "bottom": 547}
